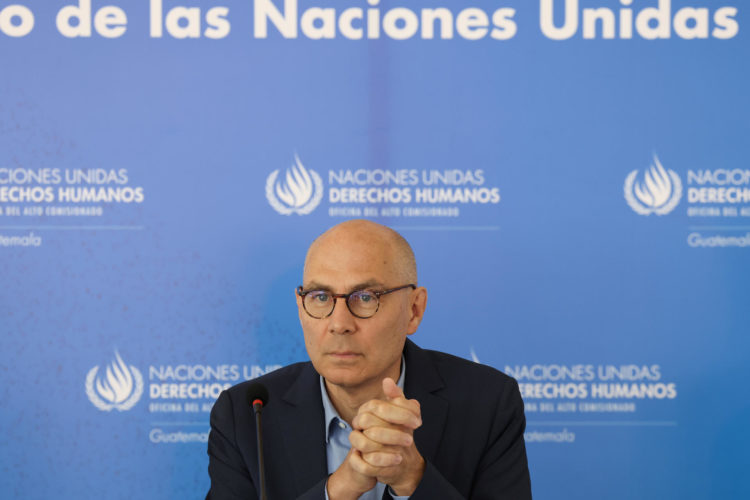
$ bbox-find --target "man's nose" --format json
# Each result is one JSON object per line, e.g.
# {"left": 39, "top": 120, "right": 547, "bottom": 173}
{"left": 327, "top": 298, "right": 357, "bottom": 335}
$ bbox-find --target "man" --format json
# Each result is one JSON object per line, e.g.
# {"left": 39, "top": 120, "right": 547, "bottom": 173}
{"left": 207, "top": 220, "right": 532, "bottom": 499}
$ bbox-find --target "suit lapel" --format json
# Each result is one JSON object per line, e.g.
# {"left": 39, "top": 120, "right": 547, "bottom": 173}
{"left": 403, "top": 339, "right": 449, "bottom": 463}
{"left": 277, "top": 363, "right": 328, "bottom": 496}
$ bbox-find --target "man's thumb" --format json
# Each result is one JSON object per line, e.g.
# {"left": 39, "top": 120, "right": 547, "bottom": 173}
{"left": 382, "top": 377, "right": 403, "bottom": 400}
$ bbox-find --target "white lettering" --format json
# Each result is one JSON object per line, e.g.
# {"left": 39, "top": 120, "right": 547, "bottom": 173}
{"left": 301, "top": 7, "right": 335, "bottom": 39}
{"left": 540, "top": 0, "right": 578, "bottom": 41}
{"left": 0, "top": 4, "right": 34, "bottom": 37}
{"left": 255, "top": 0, "right": 297, "bottom": 38}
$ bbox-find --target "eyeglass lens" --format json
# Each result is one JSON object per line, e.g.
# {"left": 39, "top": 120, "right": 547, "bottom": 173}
{"left": 303, "top": 290, "right": 379, "bottom": 318}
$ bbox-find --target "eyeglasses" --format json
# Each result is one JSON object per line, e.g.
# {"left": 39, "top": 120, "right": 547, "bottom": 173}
{"left": 297, "top": 284, "right": 416, "bottom": 319}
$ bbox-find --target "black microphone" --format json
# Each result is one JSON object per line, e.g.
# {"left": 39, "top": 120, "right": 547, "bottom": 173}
{"left": 247, "top": 383, "right": 270, "bottom": 500}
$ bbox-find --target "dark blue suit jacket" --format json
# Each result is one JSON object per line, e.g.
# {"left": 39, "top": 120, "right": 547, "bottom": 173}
{"left": 206, "top": 339, "right": 532, "bottom": 499}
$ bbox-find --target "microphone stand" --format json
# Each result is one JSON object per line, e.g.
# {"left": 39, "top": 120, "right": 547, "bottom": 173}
{"left": 253, "top": 399, "right": 268, "bottom": 500}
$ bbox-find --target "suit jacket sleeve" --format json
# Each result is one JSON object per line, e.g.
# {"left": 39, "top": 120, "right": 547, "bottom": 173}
{"left": 410, "top": 378, "right": 531, "bottom": 500}
{"left": 205, "top": 390, "right": 327, "bottom": 500}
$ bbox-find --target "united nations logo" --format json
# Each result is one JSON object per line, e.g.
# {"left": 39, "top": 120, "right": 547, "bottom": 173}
{"left": 266, "top": 155, "right": 323, "bottom": 215}
{"left": 86, "top": 351, "right": 143, "bottom": 412}
{"left": 624, "top": 155, "right": 682, "bottom": 216}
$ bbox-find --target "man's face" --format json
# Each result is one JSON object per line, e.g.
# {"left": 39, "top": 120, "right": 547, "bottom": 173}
{"left": 297, "top": 231, "right": 422, "bottom": 394}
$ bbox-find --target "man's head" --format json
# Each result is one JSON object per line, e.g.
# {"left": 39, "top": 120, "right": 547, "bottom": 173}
{"left": 297, "top": 220, "right": 427, "bottom": 394}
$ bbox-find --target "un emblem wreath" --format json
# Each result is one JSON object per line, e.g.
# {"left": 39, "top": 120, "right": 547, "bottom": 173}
{"left": 85, "top": 365, "right": 144, "bottom": 412}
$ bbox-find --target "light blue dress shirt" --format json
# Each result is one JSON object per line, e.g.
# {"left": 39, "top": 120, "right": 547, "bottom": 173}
{"left": 321, "top": 357, "right": 410, "bottom": 500}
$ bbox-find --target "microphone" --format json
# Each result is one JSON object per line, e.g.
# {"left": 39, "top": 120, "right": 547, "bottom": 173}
{"left": 247, "top": 383, "right": 270, "bottom": 500}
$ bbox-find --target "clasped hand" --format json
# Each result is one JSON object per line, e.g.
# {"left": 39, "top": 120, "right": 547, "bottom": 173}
{"left": 328, "top": 378, "right": 425, "bottom": 499}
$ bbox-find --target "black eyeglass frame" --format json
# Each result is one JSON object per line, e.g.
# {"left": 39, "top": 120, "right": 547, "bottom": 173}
{"left": 296, "top": 284, "right": 416, "bottom": 319}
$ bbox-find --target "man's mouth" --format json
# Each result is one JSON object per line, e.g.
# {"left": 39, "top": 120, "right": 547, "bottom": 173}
{"left": 328, "top": 351, "right": 361, "bottom": 359}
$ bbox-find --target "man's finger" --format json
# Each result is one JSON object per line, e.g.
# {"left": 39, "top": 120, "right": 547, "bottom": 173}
{"left": 363, "top": 426, "right": 413, "bottom": 447}
{"left": 347, "top": 449, "right": 381, "bottom": 478}
{"left": 352, "top": 411, "right": 389, "bottom": 431}
{"left": 357, "top": 400, "right": 421, "bottom": 429}
{"left": 352, "top": 414, "right": 415, "bottom": 446}
{"left": 349, "top": 430, "right": 413, "bottom": 453}
{"left": 386, "top": 396, "right": 421, "bottom": 416}
{"left": 362, "top": 451, "right": 403, "bottom": 468}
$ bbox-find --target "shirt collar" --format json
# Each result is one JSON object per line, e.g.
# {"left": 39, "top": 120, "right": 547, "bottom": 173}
{"left": 320, "top": 355, "right": 406, "bottom": 443}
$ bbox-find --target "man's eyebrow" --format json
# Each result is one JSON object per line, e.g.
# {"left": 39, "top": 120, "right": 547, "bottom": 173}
{"left": 303, "top": 281, "right": 332, "bottom": 291}
{"left": 349, "top": 280, "right": 385, "bottom": 291}
{"left": 303, "top": 279, "right": 385, "bottom": 292}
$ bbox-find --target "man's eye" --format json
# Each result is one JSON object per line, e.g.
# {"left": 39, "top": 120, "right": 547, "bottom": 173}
{"left": 354, "top": 291, "right": 376, "bottom": 303}
{"left": 310, "top": 292, "right": 330, "bottom": 303}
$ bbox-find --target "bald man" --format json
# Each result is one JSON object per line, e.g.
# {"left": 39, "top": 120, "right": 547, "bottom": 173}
{"left": 206, "top": 221, "right": 531, "bottom": 500}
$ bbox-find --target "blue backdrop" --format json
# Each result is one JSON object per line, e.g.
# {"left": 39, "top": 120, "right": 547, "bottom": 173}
{"left": 1, "top": 0, "right": 748, "bottom": 498}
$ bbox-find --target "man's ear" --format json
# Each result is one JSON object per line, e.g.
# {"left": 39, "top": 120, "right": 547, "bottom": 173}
{"left": 406, "top": 287, "right": 427, "bottom": 335}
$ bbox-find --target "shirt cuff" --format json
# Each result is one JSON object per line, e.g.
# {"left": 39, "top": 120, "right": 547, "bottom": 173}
{"left": 388, "top": 486, "right": 410, "bottom": 499}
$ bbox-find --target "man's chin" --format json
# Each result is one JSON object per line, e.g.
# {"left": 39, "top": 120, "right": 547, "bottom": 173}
{"left": 318, "top": 365, "right": 367, "bottom": 389}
